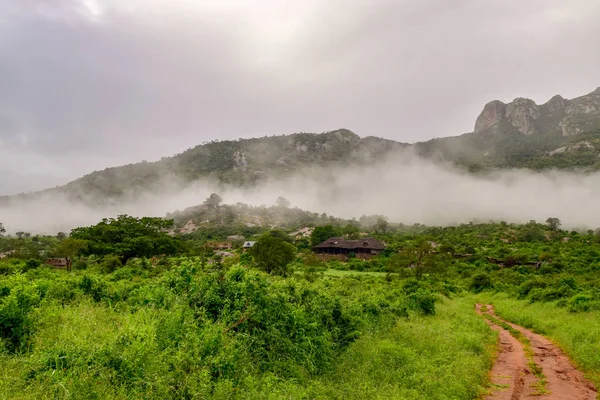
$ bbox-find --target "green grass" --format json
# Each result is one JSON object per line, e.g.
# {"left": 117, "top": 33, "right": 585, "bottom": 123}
{"left": 0, "top": 295, "right": 496, "bottom": 399}
{"left": 322, "top": 269, "right": 389, "bottom": 277}
{"left": 474, "top": 292, "right": 600, "bottom": 388}
{"left": 306, "top": 296, "right": 497, "bottom": 399}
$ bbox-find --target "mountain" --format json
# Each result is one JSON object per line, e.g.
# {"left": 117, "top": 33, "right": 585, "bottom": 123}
{"left": 474, "top": 87, "right": 600, "bottom": 136}
{"left": 3, "top": 87, "right": 600, "bottom": 204}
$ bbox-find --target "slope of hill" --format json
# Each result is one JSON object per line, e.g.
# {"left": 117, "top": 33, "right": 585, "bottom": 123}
{"left": 3, "top": 87, "right": 600, "bottom": 204}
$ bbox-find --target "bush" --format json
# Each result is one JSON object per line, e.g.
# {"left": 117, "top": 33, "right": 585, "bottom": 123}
{"left": 0, "top": 284, "right": 41, "bottom": 353}
{"left": 99, "top": 255, "right": 123, "bottom": 274}
{"left": 567, "top": 293, "right": 600, "bottom": 313}
{"left": 469, "top": 273, "right": 492, "bottom": 293}
{"left": 406, "top": 289, "right": 437, "bottom": 315}
{"left": 518, "top": 278, "right": 548, "bottom": 298}
{"left": 22, "top": 259, "right": 41, "bottom": 272}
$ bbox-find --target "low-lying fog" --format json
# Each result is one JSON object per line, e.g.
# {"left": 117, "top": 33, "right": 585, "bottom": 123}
{"left": 2, "top": 153, "right": 600, "bottom": 234}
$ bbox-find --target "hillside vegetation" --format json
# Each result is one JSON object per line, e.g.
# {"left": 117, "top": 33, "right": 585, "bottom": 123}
{"left": 2, "top": 209, "right": 600, "bottom": 398}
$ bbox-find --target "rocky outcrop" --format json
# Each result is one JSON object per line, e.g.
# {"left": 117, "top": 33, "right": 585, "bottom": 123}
{"left": 474, "top": 87, "right": 600, "bottom": 136}
{"left": 505, "top": 98, "right": 540, "bottom": 135}
{"left": 474, "top": 100, "right": 507, "bottom": 133}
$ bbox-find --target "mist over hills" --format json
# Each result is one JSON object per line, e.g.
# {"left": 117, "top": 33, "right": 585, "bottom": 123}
{"left": 2, "top": 86, "right": 600, "bottom": 233}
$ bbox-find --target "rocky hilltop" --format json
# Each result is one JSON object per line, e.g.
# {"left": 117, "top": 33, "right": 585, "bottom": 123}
{"left": 474, "top": 87, "right": 600, "bottom": 136}
{"left": 2, "top": 86, "right": 600, "bottom": 205}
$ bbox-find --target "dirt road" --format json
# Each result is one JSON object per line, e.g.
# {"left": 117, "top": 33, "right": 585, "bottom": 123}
{"left": 476, "top": 303, "right": 597, "bottom": 400}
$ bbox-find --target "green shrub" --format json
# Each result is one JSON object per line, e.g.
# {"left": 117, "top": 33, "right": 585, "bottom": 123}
{"left": 0, "top": 284, "right": 41, "bottom": 353}
{"left": 406, "top": 289, "right": 437, "bottom": 315}
{"left": 469, "top": 273, "right": 492, "bottom": 293}
{"left": 99, "top": 255, "right": 123, "bottom": 274}
{"left": 567, "top": 293, "right": 600, "bottom": 313}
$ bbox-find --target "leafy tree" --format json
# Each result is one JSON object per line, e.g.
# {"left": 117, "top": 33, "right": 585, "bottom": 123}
{"left": 56, "top": 232, "right": 67, "bottom": 240}
{"left": 204, "top": 193, "right": 223, "bottom": 208}
{"left": 374, "top": 217, "right": 389, "bottom": 234}
{"left": 267, "top": 229, "right": 294, "bottom": 244}
{"left": 249, "top": 232, "right": 296, "bottom": 275}
{"left": 54, "top": 238, "right": 88, "bottom": 272}
{"left": 70, "top": 215, "right": 183, "bottom": 263}
{"left": 546, "top": 217, "right": 562, "bottom": 231}
{"left": 388, "top": 238, "right": 445, "bottom": 279}
{"left": 276, "top": 197, "right": 291, "bottom": 208}
{"left": 0, "top": 222, "right": 5, "bottom": 237}
{"left": 310, "top": 225, "right": 339, "bottom": 247}
{"left": 204, "top": 193, "right": 223, "bottom": 220}
{"left": 342, "top": 224, "right": 361, "bottom": 239}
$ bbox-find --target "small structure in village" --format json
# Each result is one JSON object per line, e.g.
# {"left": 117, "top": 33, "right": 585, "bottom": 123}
{"left": 242, "top": 241, "right": 256, "bottom": 251}
{"left": 312, "top": 237, "right": 385, "bottom": 255}
{"left": 45, "top": 258, "right": 68, "bottom": 268}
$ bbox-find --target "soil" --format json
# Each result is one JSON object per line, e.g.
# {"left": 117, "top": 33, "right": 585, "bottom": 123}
{"left": 476, "top": 303, "right": 597, "bottom": 400}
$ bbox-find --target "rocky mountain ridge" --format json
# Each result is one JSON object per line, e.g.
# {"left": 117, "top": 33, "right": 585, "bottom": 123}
{"left": 474, "top": 87, "right": 600, "bottom": 136}
{"left": 2, "top": 87, "right": 600, "bottom": 205}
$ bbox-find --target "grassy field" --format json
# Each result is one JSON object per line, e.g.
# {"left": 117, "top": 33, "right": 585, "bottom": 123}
{"left": 322, "top": 269, "right": 389, "bottom": 277}
{"left": 307, "top": 296, "right": 497, "bottom": 400}
{"left": 473, "top": 292, "right": 600, "bottom": 387}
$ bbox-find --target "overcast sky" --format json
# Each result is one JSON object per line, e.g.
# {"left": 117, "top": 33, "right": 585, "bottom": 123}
{"left": 1, "top": 0, "right": 599, "bottom": 195}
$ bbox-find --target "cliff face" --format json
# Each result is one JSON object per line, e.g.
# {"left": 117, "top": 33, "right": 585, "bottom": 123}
{"left": 474, "top": 88, "right": 600, "bottom": 136}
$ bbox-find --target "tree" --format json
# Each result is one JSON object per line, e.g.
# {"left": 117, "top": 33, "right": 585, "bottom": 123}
{"left": 374, "top": 217, "right": 389, "bottom": 234}
{"left": 204, "top": 193, "right": 223, "bottom": 220}
{"left": 342, "top": 224, "right": 361, "bottom": 239}
{"left": 276, "top": 197, "right": 291, "bottom": 208}
{"left": 56, "top": 232, "right": 67, "bottom": 240}
{"left": 249, "top": 232, "right": 296, "bottom": 275}
{"left": 546, "top": 217, "right": 561, "bottom": 231}
{"left": 70, "top": 215, "right": 183, "bottom": 263}
{"left": 388, "top": 238, "right": 445, "bottom": 279}
{"left": 54, "top": 238, "right": 88, "bottom": 272}
{"left": 310, "top": 225, "right": 339, "bottom": 247}
{"left": 204, "top": 193, "right": 223, "bottom": 208}
{"left": 0, "top": 223, "right": 5, "bottom": 237}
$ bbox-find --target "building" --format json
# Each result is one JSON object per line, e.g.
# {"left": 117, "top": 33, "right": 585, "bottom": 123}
{"left": 45, "top": 258, "right": 68, "bottom": 268}
{"left": 242, "top": 241, "right": 256, "bottom": 250}
{"left": 312, "top": 237, "right": 385, "bottom": 255}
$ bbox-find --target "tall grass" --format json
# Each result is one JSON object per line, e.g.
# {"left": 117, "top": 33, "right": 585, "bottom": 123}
{"left": 474, "top": 292, "right": 600, "bottom": 387}
{"left": 306, "top": 296, "right": 496, "bottom": 400}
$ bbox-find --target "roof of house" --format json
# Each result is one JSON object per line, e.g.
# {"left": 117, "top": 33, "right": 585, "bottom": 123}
{"left": 243, "top": 241, "right": 256, "bottom": 248}
{"left": 312, "top": 237, "right": 385, "bottom": 250}
{"left": 46, "top": 258, "right": 68, "bottom": 265}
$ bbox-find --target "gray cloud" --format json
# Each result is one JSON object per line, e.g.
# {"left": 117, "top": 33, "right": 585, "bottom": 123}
{"left": 1, "top": 0, "right": 599, "bottom": 194}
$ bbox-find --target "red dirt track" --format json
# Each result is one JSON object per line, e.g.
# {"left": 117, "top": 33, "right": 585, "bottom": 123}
{"left": 476, "top": 303, "right": 596, "bottom": 400}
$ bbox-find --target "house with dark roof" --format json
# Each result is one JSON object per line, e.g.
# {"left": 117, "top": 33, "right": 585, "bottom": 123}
{"left": 312, "top": 237, "right": 385, "bottom": 255}
{"left": 45, "top": 258, "right": 68, "bottom": 268}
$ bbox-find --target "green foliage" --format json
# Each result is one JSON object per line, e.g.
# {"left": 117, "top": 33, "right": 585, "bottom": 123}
{"left": 469, "top": 273, "right": 492, "bottom": 293}
{"left": 99, "top": 255, "right": 123, "bottom": 274}
{"left": 249, "top": 232, "right": 296, "bottom": 275}
{"left": 310, "top": 225, "right": 339, "bottom": 247}
{"left": 71, "top": 215, "right": 183, "bottom": 263}
{"left": 0, "top": 283, "right": 41, "bottom": 353}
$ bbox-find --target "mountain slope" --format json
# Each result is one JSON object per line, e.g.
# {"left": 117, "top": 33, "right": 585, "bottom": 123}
{"left": 3, "top": 87, "right": 600, "bottom": 204}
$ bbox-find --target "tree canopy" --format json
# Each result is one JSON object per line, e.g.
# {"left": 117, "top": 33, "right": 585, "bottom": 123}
{"left": 249, "top": 231, "right": 296, "bottom": 275}
{"left": 70, "top": 215, "right": 183, "bottom": 262}
{"left": 310, "top": 225, "right": 339, "bottom": 247}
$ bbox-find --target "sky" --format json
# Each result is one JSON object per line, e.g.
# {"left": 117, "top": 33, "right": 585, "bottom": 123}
{"left": 1, "top": 0, "right": 599, "bottom": 195}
